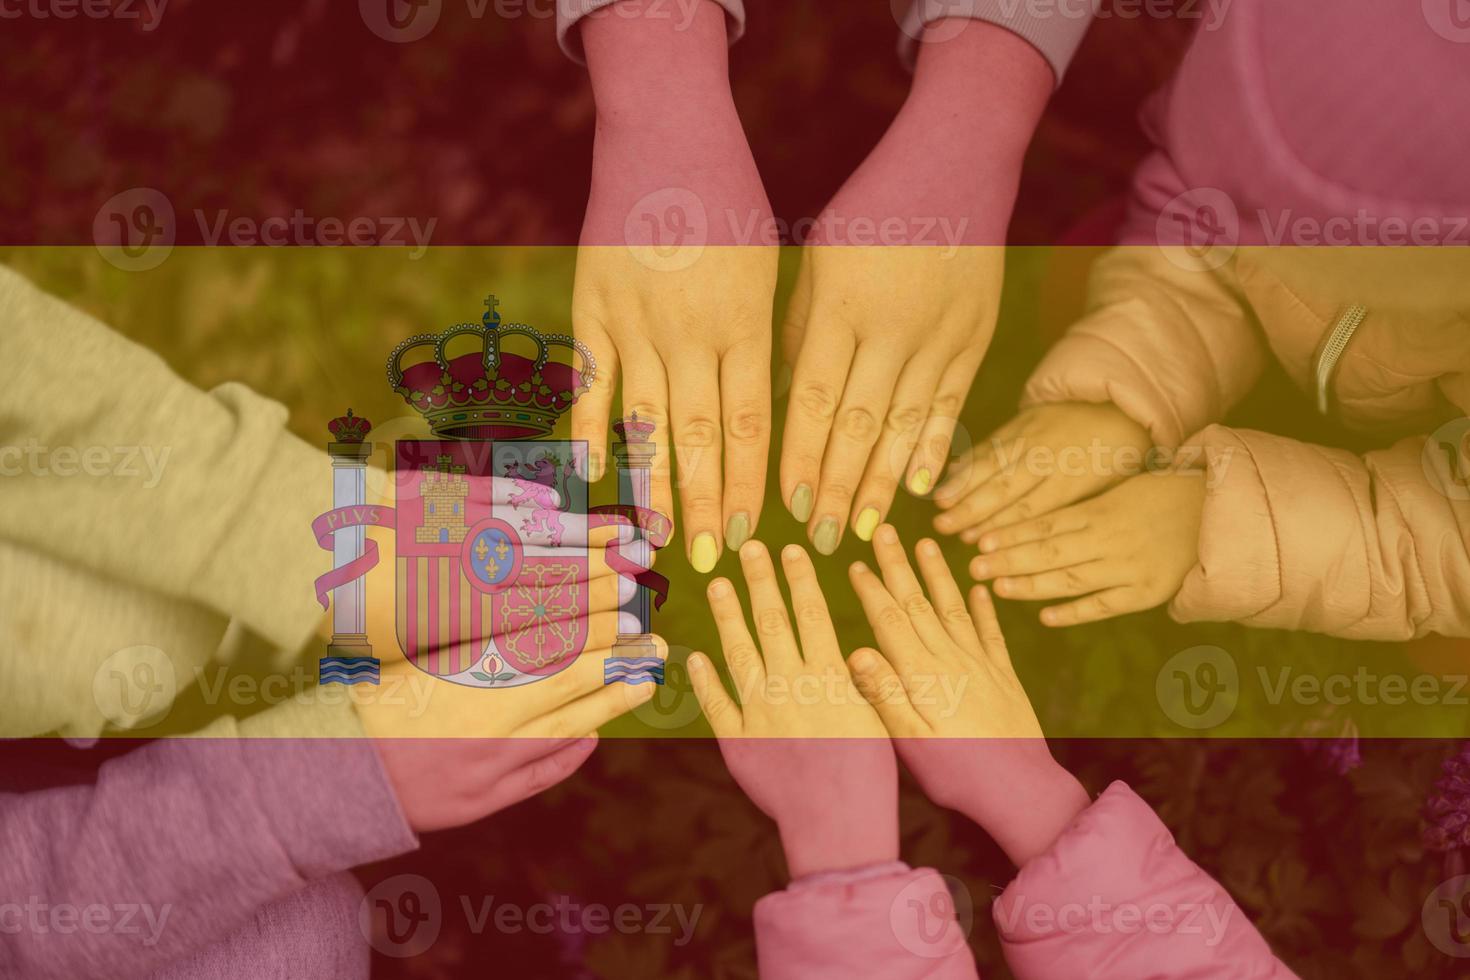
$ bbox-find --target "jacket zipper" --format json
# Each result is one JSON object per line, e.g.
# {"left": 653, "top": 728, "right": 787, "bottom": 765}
{"left": 1315, "top": 304, "right": 1368, "bottom": 415}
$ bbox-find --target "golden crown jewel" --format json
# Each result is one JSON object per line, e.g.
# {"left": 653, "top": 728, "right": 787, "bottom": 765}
{"left": 387, "top": 295, "right": 596, "bottom": 441}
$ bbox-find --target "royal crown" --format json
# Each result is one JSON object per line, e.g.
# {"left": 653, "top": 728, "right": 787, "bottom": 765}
{"left": 327, "top": 409, "right": 373, "bottom": 444}
{"left": 387, "top": 295, "right": 596, "bottom": 441}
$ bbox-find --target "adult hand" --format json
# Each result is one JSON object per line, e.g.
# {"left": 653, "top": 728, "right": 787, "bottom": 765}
{"left": 573, "top": 0, "right": 777, "bottom": 573}
{"left": 932, "top": 402, "right": 1155, "bottom": 543}
{"left": 968, "top": 469, "right": 1207, "bottom": 627}
{"left": 355, "top": 635, "right": 666, "bottom": 832}
{"left": 688, "top": 541, "right": 898, "bottom": 878}
{"left": 778, "top": 21, "right": 1052, "bottom": 556}
{"left": 845, "top": 525, "right": 1089, "bottom": 866}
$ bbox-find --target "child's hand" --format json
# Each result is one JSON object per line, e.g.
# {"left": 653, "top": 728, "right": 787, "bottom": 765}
{"left": 969, "top": 470, "right": 1206, "bottom": 627}
{"left": 933, "top": 402, "right": 1154, "bottom": 543}
{"left": 846, "top": 526, "right": 1090, "bottom": 866}
{"left": 688, "top": 542, "right": 899, "bottom": 879}
{"left": 355, "top": 638, "right": 664, "bottom": 832}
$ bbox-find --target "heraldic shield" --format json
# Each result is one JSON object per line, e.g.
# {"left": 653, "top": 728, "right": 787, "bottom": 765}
{"left": 394, "top": 438, "right": 591, "bottom": 687}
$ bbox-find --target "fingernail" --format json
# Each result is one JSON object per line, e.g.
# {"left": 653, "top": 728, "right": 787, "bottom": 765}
{"left": 876, "top": 523, "right": 898, "bottom": 545}
{"left": 1040, "top": 608, "right": 1057, "bottom": 626}
{"left": 849, "top": 649, "right": 876, "bottom": 672}
{"left": 979, "top": 535, "right": 998, "bottom": 553}
{"left": 691, "top": 533, "right": 719, "bottom": 574}
{"left": 813, "top": 518, "right": 841, "bottom": 556}
{"left": 853, "top": 507, "right": 880, "bottom": 542}
{"left": 725, "top": 512, "right": 751, "bottom": 552}
{"left": 708, "top": 578, "right": 731, "bottom": 598}
{"left": 790, "top": 484, "right": 814, "bottom": 523}
{"left": 971, "top": 559, "right": 989, "bottom": 578}
{"left": 909, "top": 468, "right": 933, "bottom": 495}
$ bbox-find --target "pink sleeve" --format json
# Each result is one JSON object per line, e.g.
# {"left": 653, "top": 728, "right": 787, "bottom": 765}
{"left": 754, "top": 863, "right": 981, "bottom": 980}
{"left": 0, "top": 733, "right": 416, "bottom": 978}
{"left": 995, "top": 782, "right": 1298, "bottom": 980}
{"left": 557, "top": 0, "right": 745, "bottom": 64}
{"left": 1169, "top": 422, "right": 1470, "bottom": 640}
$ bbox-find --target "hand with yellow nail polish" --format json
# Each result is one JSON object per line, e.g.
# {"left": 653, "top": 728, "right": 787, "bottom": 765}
{"left": 778, "top": 246, "right": 1003, "bottom": 557}
{"left": 688, "top": 542, "right": 898, "bottom": 878}
{"left": 572, "top": 1, "right": 778, "bottom": 575}
{"left": 776, "top": 24, "right": 1052, "bottom": 559}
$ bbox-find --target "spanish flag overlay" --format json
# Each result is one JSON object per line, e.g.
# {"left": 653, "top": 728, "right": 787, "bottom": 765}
{"left": 1, "top": 1, "right": 1467, "bottom": 976}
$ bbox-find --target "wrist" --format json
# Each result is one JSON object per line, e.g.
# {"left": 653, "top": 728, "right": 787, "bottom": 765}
{"left": 906, "top": 19, "right": 1051, "bottom": 169}
{"left": 779, "top": 816, "right": 900, "bottom": 881}
{"left": 583, "top": 0, "right": 735, "bottom": 122}
{"left": 956, "top": 757, "right": 1090, "bottom": 868}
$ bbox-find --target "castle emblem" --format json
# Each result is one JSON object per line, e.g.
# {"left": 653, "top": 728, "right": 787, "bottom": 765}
{"left": 311, "top": 295, "right": 671, "bottom": 688}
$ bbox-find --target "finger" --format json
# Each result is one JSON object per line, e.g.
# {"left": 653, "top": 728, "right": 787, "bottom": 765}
{"left": 620, "top": 349, "right": 676, "bottom": 541}
{"left": 719, "top": 338, "right": 771, "bottom": 554}
{"left": 969, "top": 479, "right": 1083, "bottom": 540}
{"left": 778, "top": 254, "right": 814, "bottom": 381}
{"left": 932, "top": 466, "right": 1043, "bottom": 538}
{"left": 481, "top": 735, "right": 600, "bottom": 813}
{"left": 975, "top": 508, "right": 1090, "bottom": 555}
{"left": 706, "top": 576, "right": 765, "bottom": 699}
{"left": 739, "top": 540, "right": 802, "bottom": 675}
{"left": 913, "top": 537, "right": 978, "bottom": 653}
{"left": 851, "top": 356, "right": 946, "bottom": 540}
{"left": 515, "top": 674, "right": 658, "bottom": 739}
{"left": 967, "top": 584, "right": 1014, "bottom": 675}
{"left": 809, "top": 347, "right": 904, "bottom": 555}
{"left": 492, "top": 618, "right": 639, "bottom": 722}
{"left": 778, "top": 543, "right": 843, "bottom": 669}
{"left": 846, "top": 647, "right": 928, "bottom": 736}
{"left": 687, "top": 652, "right": 743, "bottom": 738}
{"left": 780, "top": 323, "right": 856, "bottom": 527}
{"left": 906, "top": 352, "right": 981, "bottom": 498}
{"left": 991, "top": 560, "right": 1117, "bottom": 603}
{"left": 1039, "top": 586, "right": 1141, "bottom": 628}
{"left": 669, "top": 352, "right": 725, "bottom": 573}
{"left": 933, "top": 417, "right": 1025, "bottom": 508}
{"left": 570, "top": 320, "right": 617, "bottom": 483}
{"left": 847, "top": 560, "right": 926, "bottom": 673}
{"left": 870, "top": 523, "right": 952, "bottom": 655}
{"left": 969, "top": 533, "right": 1094, "bottom": 583}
